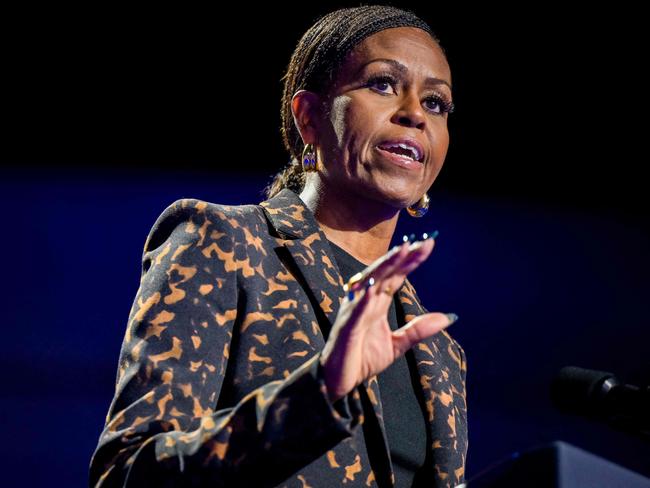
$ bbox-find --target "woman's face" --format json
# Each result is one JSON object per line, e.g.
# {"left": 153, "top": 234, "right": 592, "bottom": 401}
{"left": 316, "top": 27, "right": 453, "bottom": 209}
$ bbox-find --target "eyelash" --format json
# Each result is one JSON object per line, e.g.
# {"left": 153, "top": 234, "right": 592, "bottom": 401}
{"left": 365, "top": 73, "right": 455, "bottom": 115}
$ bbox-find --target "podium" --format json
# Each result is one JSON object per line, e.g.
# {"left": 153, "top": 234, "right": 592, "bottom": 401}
{"left": 461, "top": 441, "right": 650, "bottom": 487}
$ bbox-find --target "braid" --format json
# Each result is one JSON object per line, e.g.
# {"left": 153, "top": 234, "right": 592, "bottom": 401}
{"left": 264, "top": 159, "right": 306, "bottom": 200}
{"left": 263, "top": 4, "right": 441, "bottom": 199}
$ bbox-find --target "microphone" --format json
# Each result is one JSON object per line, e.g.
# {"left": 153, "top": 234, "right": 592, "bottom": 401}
{"left": 551, "top": 366, "right": 650, "bottom": 436}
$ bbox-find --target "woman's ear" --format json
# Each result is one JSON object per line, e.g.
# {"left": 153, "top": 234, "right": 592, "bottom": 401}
{"left": 291, "top": 89, "right": 323, "bottom": 145}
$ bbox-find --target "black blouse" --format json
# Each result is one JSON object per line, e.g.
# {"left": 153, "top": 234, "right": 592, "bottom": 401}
{"left": 327, "top": 239, "right": 429, "bottom": 487}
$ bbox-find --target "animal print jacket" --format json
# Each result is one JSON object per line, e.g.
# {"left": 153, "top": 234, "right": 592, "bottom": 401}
{"left": 89, "top": 188, "right": 468, "bottom": 488}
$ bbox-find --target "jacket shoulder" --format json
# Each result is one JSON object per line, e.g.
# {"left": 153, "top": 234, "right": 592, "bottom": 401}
{"left": 143, "top": 197, "right": 265, "bottom": 254}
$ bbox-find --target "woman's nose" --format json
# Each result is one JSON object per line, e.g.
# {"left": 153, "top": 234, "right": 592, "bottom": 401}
{"left": 391, "top": 91, "right": 426, "bottom": 130}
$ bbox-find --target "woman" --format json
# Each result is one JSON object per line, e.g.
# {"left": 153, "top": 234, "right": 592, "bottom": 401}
{"left": 90, "top": 5, "right": 467, "bottom": 487}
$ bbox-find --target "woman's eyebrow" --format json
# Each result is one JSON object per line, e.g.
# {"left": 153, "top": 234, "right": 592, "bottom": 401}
{"left": 357, "top": 58, "right": 452, "bottom": 90}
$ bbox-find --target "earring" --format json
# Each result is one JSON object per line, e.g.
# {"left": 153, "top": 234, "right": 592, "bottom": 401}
{"left": 406, "top": 192, "right": 430, "bottom": 217}
{"left": 301, "top": 144, "right": 319, "bottom": 172}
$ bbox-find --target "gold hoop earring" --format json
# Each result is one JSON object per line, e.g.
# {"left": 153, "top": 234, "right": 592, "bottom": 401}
{"left": 301, "top": 144, "right": 319, "bottom": 172}
{"left": 406, "top": 192, "right": 430, "bottom": 218}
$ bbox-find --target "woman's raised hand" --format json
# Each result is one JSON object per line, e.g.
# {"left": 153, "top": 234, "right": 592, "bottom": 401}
{"left": 319, "top": 236, "right": 457, "bottom": 402}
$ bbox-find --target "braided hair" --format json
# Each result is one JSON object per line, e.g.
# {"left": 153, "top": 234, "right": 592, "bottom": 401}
{"left": 263, "top": 4, "right": 442, "bottom": 199}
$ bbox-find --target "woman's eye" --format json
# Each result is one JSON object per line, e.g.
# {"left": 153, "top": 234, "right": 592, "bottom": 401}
{"left": 367, "top": 75, "right": 455, "bottom": 115}
{"left": 425, "top": 95, "right": 455, "bottom": 115}
{"left": 425, "top": 97, "right": 442, "bottom": 114}
{"left": 367, "top": 76, "right": 396, "bottom": 94}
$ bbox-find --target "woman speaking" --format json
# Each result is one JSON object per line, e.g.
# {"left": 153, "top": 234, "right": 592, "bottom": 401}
{"left": 90, "top": 5, "right": 467, "bottom": 487}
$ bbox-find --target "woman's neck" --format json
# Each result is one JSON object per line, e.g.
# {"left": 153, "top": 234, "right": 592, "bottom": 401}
{"left": 299, "top": 178, "right": 400, "bottom": 266}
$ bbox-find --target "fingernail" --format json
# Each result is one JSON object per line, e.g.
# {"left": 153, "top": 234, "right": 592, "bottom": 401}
{"left": 401, "top": 234, "right": 417, "bottom": 243}
{"left": 347, "top": 289, "right": 355, "bottom": 301}
{"left": 408, "top": 240, "right": 425, "bottom": 251}
{"left": 445, "top": 313, "right": 459, "bottom": 325}
{"left": 366, "top": 276, "right": 375, "bottom": 288}
{"left": 422, "top": 230, "right": 439, "bottom": 240}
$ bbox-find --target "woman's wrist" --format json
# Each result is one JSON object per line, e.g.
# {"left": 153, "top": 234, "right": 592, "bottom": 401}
{"left": 319, "top": 355, "right": 345, "bottom": 403}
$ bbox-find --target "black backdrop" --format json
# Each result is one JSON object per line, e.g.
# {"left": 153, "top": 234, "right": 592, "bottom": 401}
{"left": 4, "top": 2, "right": 649, "bottom": 214}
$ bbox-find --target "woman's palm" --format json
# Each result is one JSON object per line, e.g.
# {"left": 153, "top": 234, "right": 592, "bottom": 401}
{"left": 320, "top": 238, "right": 455, "bottom": 402}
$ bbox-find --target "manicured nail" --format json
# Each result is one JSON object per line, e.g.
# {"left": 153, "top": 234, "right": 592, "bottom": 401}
{"left": 347, "top": 289, "right": 355, "bottom": 301}
{"left": 422, "top": 230, "right": 439, "bottom": 240}
{"left": 344, "top": 272, "right": 364, "bottom": 293}
{"left": 401, "top": 233, "right": 417, "bottom": 243}
{"left": 445, "top": 313, "right": 459, "bottom": 325}
{"left": 366, "top": 276, "right": 375, "bottom": 288}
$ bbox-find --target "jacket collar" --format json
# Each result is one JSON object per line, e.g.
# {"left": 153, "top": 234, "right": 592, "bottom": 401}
{"left": 260, "top": 188, "right": 461, "bottom": 486}
{"left": 259, "top": 188, "right": 428, "bottom": 330}
{"left": 260, "top": 188, "right": 346, "bottom": 328}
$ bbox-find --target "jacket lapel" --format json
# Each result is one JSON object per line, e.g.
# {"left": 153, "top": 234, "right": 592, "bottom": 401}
{"left": 259, "top": 188, "right": 345, "bottom": 332}
{"left": 260, "top": 188, "right": 454, "bottom": 485}
{"left": 260, "top": 189, "right": 396, "bottom": 481}
{"left": 398, "top": 279, "right": 462, "bottom": 484}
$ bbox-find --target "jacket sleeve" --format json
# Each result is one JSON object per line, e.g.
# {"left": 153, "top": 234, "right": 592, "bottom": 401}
{"left": 89, "top": 199, "right": 364, "bottom": 488}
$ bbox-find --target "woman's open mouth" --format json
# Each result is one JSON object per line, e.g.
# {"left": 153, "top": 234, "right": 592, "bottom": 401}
{"left": 375, "top": 145, "right": 424, "bottom": 170}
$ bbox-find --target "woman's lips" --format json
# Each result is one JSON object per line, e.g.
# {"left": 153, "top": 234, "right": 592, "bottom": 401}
{"left": 375, "top": 146, "right": 423, "bottom": 170}
{"left": 377, "top": 138, "right": 424, "bottom": 162}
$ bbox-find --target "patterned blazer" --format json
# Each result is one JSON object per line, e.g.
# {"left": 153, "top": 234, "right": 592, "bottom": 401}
{"left": 89, "top": 188, "right": 468, "bottom": 488}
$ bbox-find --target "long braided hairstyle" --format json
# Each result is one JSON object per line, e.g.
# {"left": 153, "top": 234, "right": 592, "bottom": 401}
{"left": 263, "top": 4, "right": 442, "bottom": 199}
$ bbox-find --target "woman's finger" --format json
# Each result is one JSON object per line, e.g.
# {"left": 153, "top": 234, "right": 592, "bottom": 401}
{"left": 347, "top": 237, "right": 435, "bottom": 293}
{"left": 345, "top": 239, "right": 436, "bottom": 317}
{"left": 344, "top": 244, "right": 407, "bottom": 295}
{"left": 391, "top": 312, "right": 458, "bottom": 357}
{"left": 381, "top": 238, "right": 435, "bottom": 281}
{"left": 395, "top": 240, "right": 435, "bottom": 276}
{"left": 369, "top": 239, "right": 435, "bottom": 298}
{"left": 366, "top": 276, "right": 407, "bottom": 313}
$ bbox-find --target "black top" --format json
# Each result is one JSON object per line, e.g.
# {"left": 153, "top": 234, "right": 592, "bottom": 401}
{"left": 327, "top": 239, "right": 428, "bottom": 487}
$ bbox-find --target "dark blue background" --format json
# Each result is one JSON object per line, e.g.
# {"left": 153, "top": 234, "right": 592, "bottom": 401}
{"left": 2, "top": 167, "right": 648, "bottom": 486}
